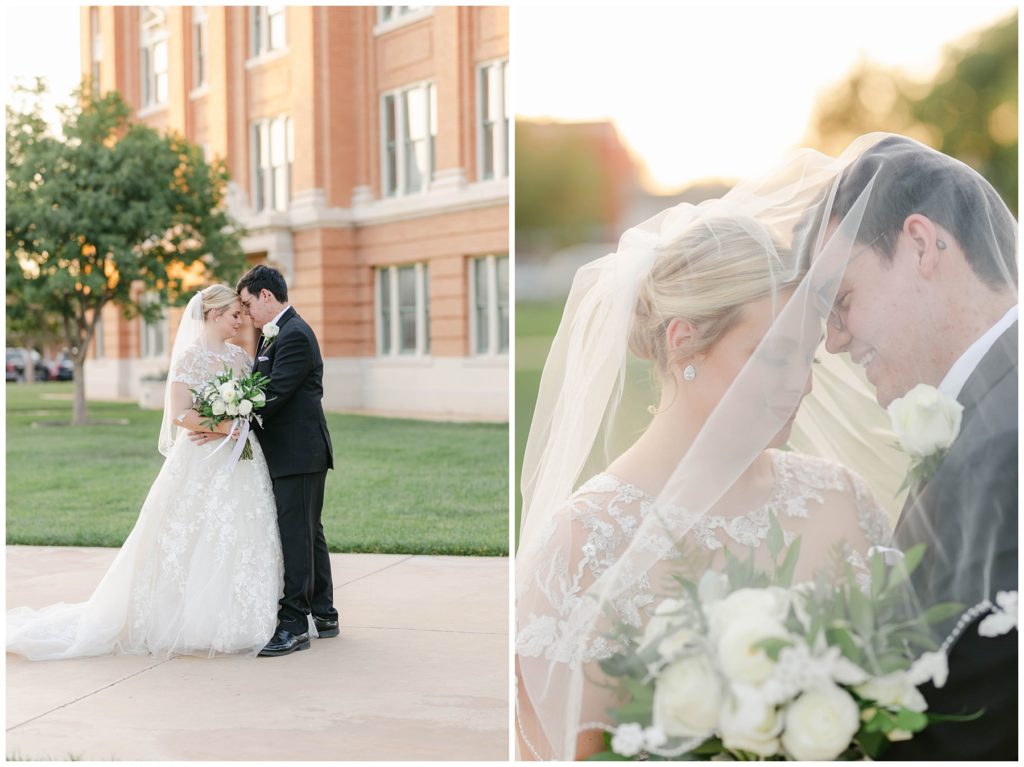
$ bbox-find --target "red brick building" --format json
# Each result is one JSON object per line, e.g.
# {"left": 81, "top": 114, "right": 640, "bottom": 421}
{"left": 81, "top": 5, "right": 509, "bottom": 418}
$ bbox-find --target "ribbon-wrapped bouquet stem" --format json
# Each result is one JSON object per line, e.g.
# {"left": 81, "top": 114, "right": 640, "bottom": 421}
{"left": 191, "top": 365, "right": 272, "bottom": 468}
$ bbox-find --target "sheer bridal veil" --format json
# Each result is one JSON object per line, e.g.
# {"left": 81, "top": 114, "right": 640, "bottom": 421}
{"left": 515, "top": 133, "right": 1017, "bottom": 759}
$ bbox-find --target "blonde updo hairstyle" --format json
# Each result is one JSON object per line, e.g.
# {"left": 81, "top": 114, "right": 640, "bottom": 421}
{"left": 200, "top": 284, "right": 240, "bottom": 320}
{"left": 629, "top": 215, "right": 804, "bottom": 376}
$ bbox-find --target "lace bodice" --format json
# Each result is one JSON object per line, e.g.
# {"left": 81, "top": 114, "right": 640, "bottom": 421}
{"left": 515, "top": 450, "right": 892, "bottom": 665}
{"left": 170, "top": 343, "right": 253, "bottom": 390}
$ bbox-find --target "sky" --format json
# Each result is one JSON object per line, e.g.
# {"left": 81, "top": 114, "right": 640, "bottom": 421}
{"left": 4, "top": 4, "right": 81, "bottom": 134}
{"left": 514, "top": 3, "right": 1017, "bottom": 191}
{"left": 2, "top": 3, "right": 1017, "bottom": 188}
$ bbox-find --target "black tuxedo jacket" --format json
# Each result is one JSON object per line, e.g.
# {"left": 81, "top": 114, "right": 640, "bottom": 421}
{"left": 252, "top": 307, "right": 334, "bottom": 479}
{"left": 885, "top": 321, "right": 1017, "bottom": 761}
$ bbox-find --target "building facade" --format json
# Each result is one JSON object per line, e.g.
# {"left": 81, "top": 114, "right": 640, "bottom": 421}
{"left": 80, "top": 5, "right": 509, "bottom": 419}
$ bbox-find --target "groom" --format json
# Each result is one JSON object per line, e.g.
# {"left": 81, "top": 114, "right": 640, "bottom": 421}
{"left": 237, "top": 264, "right": 339, "bottom": 656}
{"left": 823, "top": 136, "right": 1017, "bottom": 759}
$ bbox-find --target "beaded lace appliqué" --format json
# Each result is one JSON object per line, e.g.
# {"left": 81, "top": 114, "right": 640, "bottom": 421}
{"left": 170, "top": 343, "right": 253, "bottom": 389}
{"left": 516, "top": 451, "right": 892, "bottom": 665}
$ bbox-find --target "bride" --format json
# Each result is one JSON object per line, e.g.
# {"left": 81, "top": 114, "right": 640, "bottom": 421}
{"left": 7, "top": 285, "right": 283, "bottom": 660}
{"left": 514, "top": 138, "right": 924, "bottom": 760}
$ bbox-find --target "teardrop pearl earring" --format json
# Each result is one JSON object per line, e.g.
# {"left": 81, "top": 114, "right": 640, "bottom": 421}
{"left": 683, "top": 364, "right": 697, "bottom": 382}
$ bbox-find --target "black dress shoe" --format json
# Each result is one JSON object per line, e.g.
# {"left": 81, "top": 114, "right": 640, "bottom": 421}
{"left": 258, "top": 626, "right": 310, "bottom": 657}
{"left": 313, "top": 616, "right": 340, "bottom": 638}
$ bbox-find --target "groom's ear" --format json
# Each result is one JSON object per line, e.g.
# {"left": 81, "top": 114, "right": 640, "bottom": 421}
{"left": 903, "top": 214, "right": 941, "bottom": 278}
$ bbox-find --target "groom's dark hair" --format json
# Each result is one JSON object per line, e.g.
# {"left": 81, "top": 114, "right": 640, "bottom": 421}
{"left": 237, "top": 264, "right": 289, "bottom": 302}
{"left": 829, "top": 135, "right": 1016, "bottom": 290}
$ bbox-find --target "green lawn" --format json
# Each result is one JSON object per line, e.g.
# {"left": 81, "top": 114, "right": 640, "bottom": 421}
{"left": 6, "top": 383, "right": 508, "bottom": 556}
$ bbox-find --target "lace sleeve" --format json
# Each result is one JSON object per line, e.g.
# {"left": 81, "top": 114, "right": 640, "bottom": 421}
{"left": 839, "top": 466, "right": 894, "bottom": 593}
{"left": 846, "top": 467, "right": 893, "bottom": 546}
{"left": 170, "top": 345, "right": 207, "bottom": 389}
{"left": 516, "top": 475, "right": 659, "bottom": 664}
{"left": 228, "top": 343, "right": 254, "bottom": 374}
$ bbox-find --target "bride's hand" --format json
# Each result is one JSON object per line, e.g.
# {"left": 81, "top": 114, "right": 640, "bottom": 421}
{"left": 189, "top": 430, "right": 224, "bottom": 445}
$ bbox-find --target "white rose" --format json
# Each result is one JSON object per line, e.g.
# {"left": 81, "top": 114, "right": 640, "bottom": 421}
{"left": 238, "top": 399, "right": 253, "bottom": 416}
{"left": 642, "top": 598, "right": 693, "bottom": 659}
{"left": 887, "top": 383, "right": 963, "bottom": 458}
{"left": 262, "top": 321, "right": 280, "bottom": 339}
{"left": 610, "top": 723, "right": 645, "bottom": 757}
{"left": 781, "top": 684, "right": 860, "bottom": 760}
{"left": 719, "top": 687, "right": 783, "bottom": 757}
{"left": 652, "top": 655, "right": 723, "bottom": 739}
{"left": 717, "top": 618, "right": 790, "bottom": 684}
{"left": 855, "top": 671, "right": 927, "bottom": 713}
{"left": 707, "top": 588, "right": 790, "bottom": 637}
{"left": 225, "top": 401, "right": 239, "bottom": 417}
{"left": 211, "top": 398, "right": 226, "bottom": 416}
{"left": 218, "top": 381, "right": 241, "bottom": 404}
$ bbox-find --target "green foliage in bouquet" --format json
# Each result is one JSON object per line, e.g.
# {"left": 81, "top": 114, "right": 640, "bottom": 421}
{"left": 190, "top": 365, "right": 272, "bottom": 460}
{"left": 586, "top": 512, "right": 978, "bottom": 762}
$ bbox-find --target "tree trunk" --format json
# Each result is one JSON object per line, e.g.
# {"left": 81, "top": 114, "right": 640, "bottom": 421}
{"left": 71, "top": 348, "right": 89, "bottom": 423}
{"left": 23, "top": 343, "right": 36, "bottom": 384}
{"left": 70, "top": 303, "right": 96, "bottom": 425}
{"left": 72, "top": 362, "right": 88, "bottom": 425}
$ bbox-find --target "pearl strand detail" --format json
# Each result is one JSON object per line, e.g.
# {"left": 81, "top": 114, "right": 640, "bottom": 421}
{"left": 941, "top": 598, "right": 993, "bottom": 653}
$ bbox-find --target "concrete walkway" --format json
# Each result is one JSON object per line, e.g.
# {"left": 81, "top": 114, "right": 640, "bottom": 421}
{"left": 6, "top": 546, "right": 509, "bottom": 761}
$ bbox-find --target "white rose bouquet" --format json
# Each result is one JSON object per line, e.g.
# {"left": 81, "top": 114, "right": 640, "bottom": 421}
{"left": 191, "top": 365, "right": 272, "bottom": 460}
{"left": 589, "top": 514, "right": 982, "bottom": 761}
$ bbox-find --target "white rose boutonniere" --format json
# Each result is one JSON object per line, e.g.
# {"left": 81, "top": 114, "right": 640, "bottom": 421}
{"left": 886, "top": 383, "right": 963, "bottom": 492}
{"left": 261, "top": 321, "right": 280, "bottom": 351}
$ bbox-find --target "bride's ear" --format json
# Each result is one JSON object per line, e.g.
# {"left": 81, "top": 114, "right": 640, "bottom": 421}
{"left": 665, "top": 317, "right": 698, "bottom": 356}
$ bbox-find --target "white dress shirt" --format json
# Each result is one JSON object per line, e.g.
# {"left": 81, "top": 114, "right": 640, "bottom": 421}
{"left": 938, "top": 304, "right": 1018, "bottom": 400}
{"left": 267, "top": 304, "right": 291, "bottom": 328}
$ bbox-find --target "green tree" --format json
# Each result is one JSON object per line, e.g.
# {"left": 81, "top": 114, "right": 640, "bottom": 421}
{"left": 516, "top": 120, "right": 635, "bottom": 251}
{"left": 912, "top": 14, "right": 1017, "bottom": 213}
{"left": 807, "top": 12, "right": 1017, "bottom": 213}
{"left": 6, "top": 81, "right": 247, "bottom": 424}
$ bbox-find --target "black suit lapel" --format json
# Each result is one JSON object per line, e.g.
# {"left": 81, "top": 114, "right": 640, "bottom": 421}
{"left": 256, "top": 308, "right": 296, "bottom": 368}
{"left": 894, "top": 320, "right": 1018, "bottom": 539}
{"left": 276, "top": 306, "right": 297, "bottom": 330}
{"left": 955, "top": 321, "right": 1016, "bottom": 415}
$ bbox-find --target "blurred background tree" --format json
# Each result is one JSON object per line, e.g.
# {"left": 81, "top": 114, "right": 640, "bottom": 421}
{"left": 807, "top": 11, "right": 1017, "bottom": 212}
{"left": 6, "top": 81, "right": 247, "bottom": 424}
{"left": 516, "top": 120, "right": 638, "bottom": 253}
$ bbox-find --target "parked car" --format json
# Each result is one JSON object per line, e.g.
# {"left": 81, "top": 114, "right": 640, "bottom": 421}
{"left": 49, "top": 352, "right": 75, "bottom": 381}
{"left": 6, "top": 348, "right": 50, "bottom": 382}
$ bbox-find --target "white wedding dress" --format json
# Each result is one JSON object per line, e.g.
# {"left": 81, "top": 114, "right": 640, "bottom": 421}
{"left": 7, "top": 342, "right": 283, "bottom": 660}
